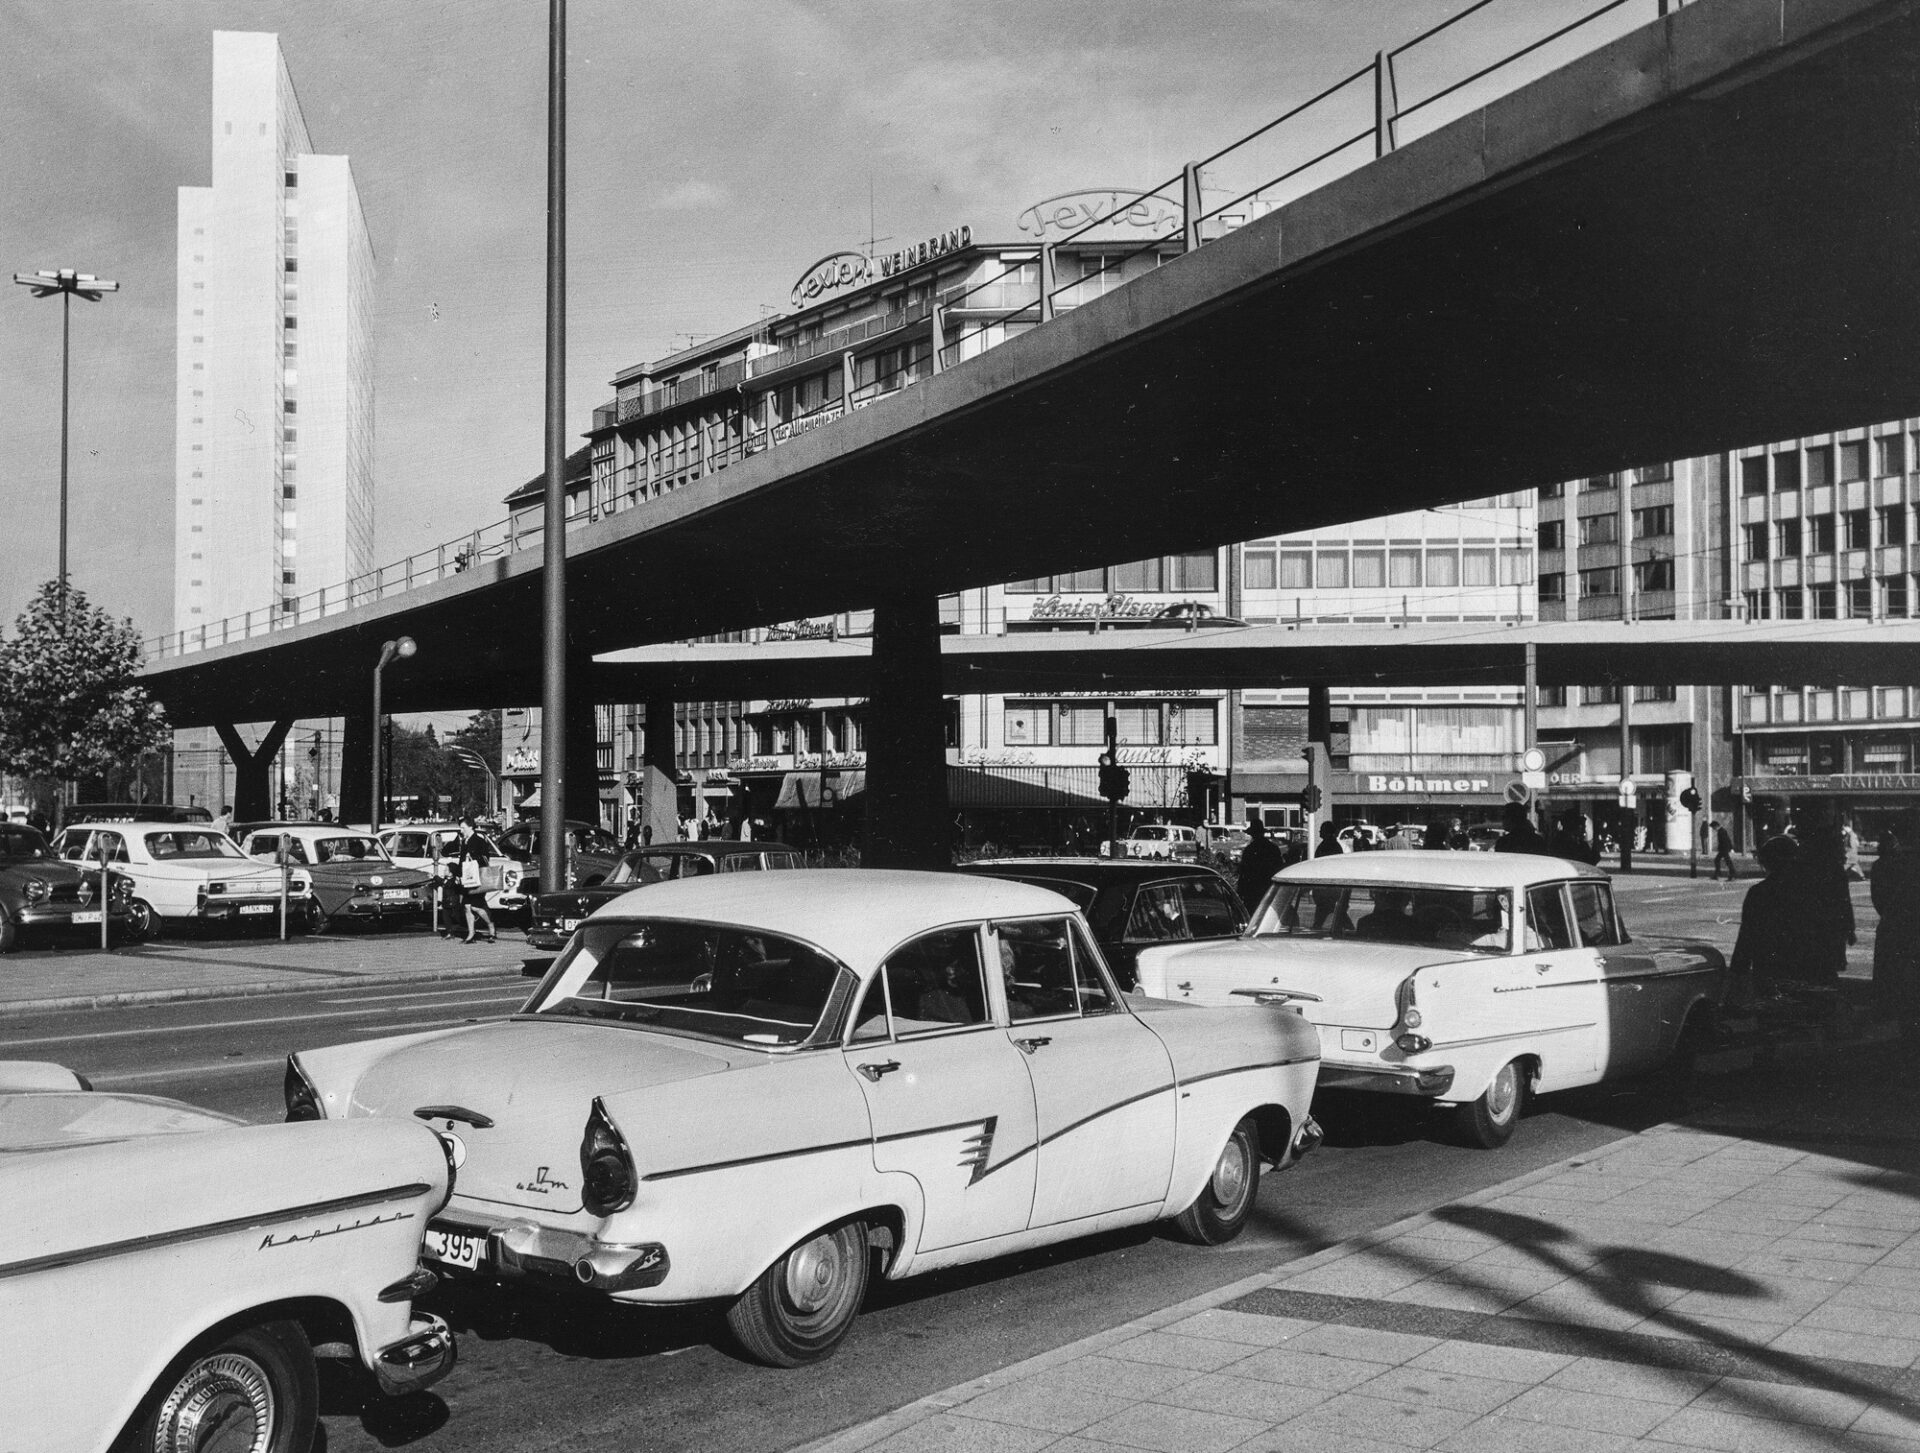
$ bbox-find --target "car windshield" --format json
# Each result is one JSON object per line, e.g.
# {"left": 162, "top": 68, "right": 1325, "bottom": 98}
{"left": 533, "top": 919, "right": 850, "bottom": 1047}
{"left": 1255, "top": 882, "right": 1513, "bottom": 955}
{"left": 609, "top": 852, "right": 678, "bottom": 885}
{"left": 314, "top": 836, "right": 386, "bottom": 863}
{"left": 0, "top": 827, "right": 50, "bottom": 862}
{"left": 144, "top": 831, "right": 247, "bottom": 860}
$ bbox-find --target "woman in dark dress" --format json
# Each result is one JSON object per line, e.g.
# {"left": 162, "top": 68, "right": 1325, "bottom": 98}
{"left": 457, "top": 817, "right": 498, "bottom": 945}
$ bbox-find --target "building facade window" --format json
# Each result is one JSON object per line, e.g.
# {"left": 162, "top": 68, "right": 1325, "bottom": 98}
{"left": 1805, "top": 445, "right": 1833, "bottom": 489}
{"left": 1426, "top": 550, "right": 1459, "bottom": 587}
{"left": 1774, "top": 452, "right": 1801, "bottom": 491}
{"left": 1877, "top": 434, "right": 1905, "bottom": 475}
{"left": 1578, "top": 566, "right": 1618, "bottom": 597}
{"left": 1461, "top": 550, "right": 1495, "bottom": 587}
{"left": 1879, "top": 506, "right": 1908, "bottom": 545}
{"left": 1167, "top": 704, "right": 1217, "bottom": 745}
{"left": 1315, "top": 553, "right": 1348, "bottom": 589}
{"left": 1809, "top": 514, "right": 1836, "bottom": 553}
{"left": 1581, "top": 683, "right": 1621, "bottom": 706}
{"left": 1388, "top": 549, "right": 1421, "bottom": 587}
{"left": 1741, "top": 456, "right": 1768, "bottom": 494}
{"left": 1631, "top": 504, "right": 1673, "bottom": 538}
{"left": 1776, "top": 519, "right": 1803, "bottom": 556}
{"left": 1242, "top": 550, "right": 1275, "bottom": 590}
{"left": 1780, "top": 587, "right": 1804, "bottom": 619}
{"left": 1538, "top": 520, "right": 1564, "bottom": 551}
{"left": 1632, "top": 558, "right": 1674, "bottom": 593}
{"left": 1351, "top": 550, "right": 1385, "bottom": 589}
{"left": 1169, "top": 552, "right": 1217, "bottom": 592}
{"left": 1847, "top": 509, "right": 1872, "bottom": 550}
{"left": 1838, "top": 440, "right": 1867, "bottom": 482}
{"left": 1003, "top": 702, "right": 1052, "bottom": 745}
{"left": 1279, "top": 552, "right": 1311, "bottom": 589}
{"left": 1539, "top": 572, "right": 1565, "bottom": 603}
{"left": 1744, "top": 523, "right": 1770, "bottom": 561}
{"left": 1578, "top": 513, "right": 1618, "bottom": 547}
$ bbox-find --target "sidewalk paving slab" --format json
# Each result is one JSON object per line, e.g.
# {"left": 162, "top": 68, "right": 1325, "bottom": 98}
{"left": 796, "top": 1075, "right": 1920, "bottom": 1453}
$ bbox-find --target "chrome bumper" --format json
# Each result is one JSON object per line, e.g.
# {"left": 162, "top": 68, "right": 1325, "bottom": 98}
{"left": 1289, "top": 1115, "right": 1324, "bottom": 1161}
{"left": 372, "top": 1313, "right": 456, "bottom": 1396}
{"left": 1317, "top": 1062, "right": 1456, "bottom": 1096}
{"left": 440, "top": 1216, "right": 671, "bottom": 1295}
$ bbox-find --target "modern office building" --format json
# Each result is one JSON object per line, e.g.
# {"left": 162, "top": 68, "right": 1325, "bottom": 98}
{"left": 171, "top": 31, "right": 374, "bottom": 811}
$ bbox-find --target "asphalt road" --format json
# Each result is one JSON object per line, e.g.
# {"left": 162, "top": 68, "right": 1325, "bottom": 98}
{"left": 0, "top": 871, "right": 1761, "bottom": 1453}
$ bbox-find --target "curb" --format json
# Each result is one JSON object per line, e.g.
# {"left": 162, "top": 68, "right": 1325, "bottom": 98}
{"left": 793, "top": 1124, "right": 1670, "bottom": 1453}
{"left": 0, "top": 959, "right": 530, "bottom": 1018}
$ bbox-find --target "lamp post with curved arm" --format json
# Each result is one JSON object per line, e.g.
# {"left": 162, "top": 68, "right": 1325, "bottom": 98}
{"left": 370, "top": 636, "right": 417, "bottom": 831}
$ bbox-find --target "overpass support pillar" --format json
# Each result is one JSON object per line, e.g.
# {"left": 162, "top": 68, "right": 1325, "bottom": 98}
{"left": 213, "top": 720, "right": 294, "bottom": 824}
{"left": 566, "top": 662, "right": 603, "bottom": 827}
{"left": 339, "top": 712, "right": 372, "bottom": 827}
{"left": 636, "top": 694, "right": 679, "bottom": 845}
{"left": 864, "top": 592, "right": 951, "bottom": 869}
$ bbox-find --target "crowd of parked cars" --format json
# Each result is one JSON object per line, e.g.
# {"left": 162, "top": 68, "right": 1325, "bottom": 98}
{"left": 6, "top": 806, "right": 1728, "bottom": 1446}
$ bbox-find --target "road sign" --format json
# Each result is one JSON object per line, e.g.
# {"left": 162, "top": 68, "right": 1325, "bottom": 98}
{"left": 1521, "top": 769, "right": 1548, "bottom": 790}
{"left": 1505, "top": 781, "right": 1531, "bottom": 805}
{"left": 1520, "top": 747, "right": 1546, "bottom": 773}
{"left": 1617, "top": 776, "right": 1637, "bottom": 807}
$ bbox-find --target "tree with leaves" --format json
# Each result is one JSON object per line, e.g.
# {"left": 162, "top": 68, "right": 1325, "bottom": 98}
{"left": 0, "top": 581, "right": 170, "bottom": 817}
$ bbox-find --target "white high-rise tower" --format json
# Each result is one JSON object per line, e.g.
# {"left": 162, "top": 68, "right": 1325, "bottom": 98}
{"left": 175, "top": 31, "right": 373, "bottom": 635}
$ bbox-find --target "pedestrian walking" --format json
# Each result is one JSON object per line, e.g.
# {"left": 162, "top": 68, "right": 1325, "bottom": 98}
{"left": 1711, "top": 820, "right": 1737, "bottom": 880}
{"left": 1235, "top": 820, "right": 1285, "bottom": 907}
{"left": 1315, "top": 822, "right": 1345, "bottom": 858}
{"left": 1549, "top": 809, "right": 1600, "bottom": 865}
{"left": 455, "top": 815, "right": 498, "bottom": 945}
{"left": 1841, "top": 820, "right": 1863, "bottom": 880}
{"left": 1869, "top": 810, "right": 1920, "bottom": 1041}
{"left": 1729, "top": 836, "right": 1818, "bottom": 1004}
{"left": 1494, "top": 800, "right": 1546, "bottom": 855}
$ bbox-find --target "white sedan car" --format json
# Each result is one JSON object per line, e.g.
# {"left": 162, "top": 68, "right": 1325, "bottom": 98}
{"left": 1136, "top": 852, "right": 1726, "bottom": 1148}
{"left": 56, "top": 822, "right": 311, "bottom": 939}
{"left": 0, "top": 1061, "right": 455, "bottom": 1453}
{"left": 288, "top": 871, "right": 1322, "bottom": 1365}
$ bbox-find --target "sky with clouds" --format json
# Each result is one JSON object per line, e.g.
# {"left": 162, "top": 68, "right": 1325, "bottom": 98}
{"left": 0, "top": 0, "right": 1654, "bottom": 642}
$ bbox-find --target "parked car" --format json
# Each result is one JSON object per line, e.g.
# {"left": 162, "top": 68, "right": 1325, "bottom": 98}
{"left": 1337, "top": 823, "right": 1385, "bottom": 851}
{"left": 526, "top": 841, "right": 804, "bottom": 952}
{"left": 1120, "top": 823, "right": 1202, "bottom": 860}
{"left": 53, "top": 822, "right": 311, "bottom": 939}
{"left": 959, "top": 858, "right": 1248, "bottom": 989}
{"left": 0, "top": 1060, "right": 455, "bottom": 1453}
{"left": 288, "top": 871, "right": 1321, "bottom": 1365}
{"left": 496, "top": 818, "right": 623, "bottom": 895}
{"left": 1133, "top": 851, "right": 1726, "bottom": 1148}
{"left": 1152, "top": 602, "right": 1247, "bottom": 629}
{"left": 240, "top": 825, "right": 434, "bottom": 933}
{"left": 1201, "top": 824, "right": 1251, "bottom": 865}
{"left": 380, "top": 823, "right": 530, "bottom": 920}
{"left": 0, "top": 822, "right": 136, "bottom": 951}
{"left": 68, "top": 802, "right": 214, "bottom": 825}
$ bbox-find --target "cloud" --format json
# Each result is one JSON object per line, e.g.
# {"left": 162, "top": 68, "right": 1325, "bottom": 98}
{"left": 655, "top": 180, "right": 731, "bottom": 211}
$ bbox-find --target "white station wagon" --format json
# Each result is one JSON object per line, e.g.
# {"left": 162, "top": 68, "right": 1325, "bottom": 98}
{"left": 287, "top": 871, "right": 1322, "bottom": 1365}
{"left": 1136, "top": 852, "right": 1726, "bottom": 1148}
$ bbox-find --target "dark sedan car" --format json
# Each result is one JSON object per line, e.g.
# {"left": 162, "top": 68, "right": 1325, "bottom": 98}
{"left": 0, "top": 823, "right": 134, "bottom": 950}
{"left": 525, "top": 841, "right": 803, "bottom": 951}
{"left": 957, "top": 857, "right": 1249, "bottom": 989}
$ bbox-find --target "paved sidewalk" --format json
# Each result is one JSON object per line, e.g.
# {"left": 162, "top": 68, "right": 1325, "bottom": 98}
{"left": 0, "top": 927, "right": 539, "bottom": 1015}
{"left": 807, "top": 1067, "right": 1920, "bottom": 1453}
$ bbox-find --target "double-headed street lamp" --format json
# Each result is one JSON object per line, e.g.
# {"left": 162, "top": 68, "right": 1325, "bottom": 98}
{"left": 370, "top": 636, "right": 418, "bottom": 831}
{"left": 12, "top": 269, "right": 119, "bottom": 602}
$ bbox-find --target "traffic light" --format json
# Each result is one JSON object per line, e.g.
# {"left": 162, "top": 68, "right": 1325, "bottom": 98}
{"left": 1679, "top": 786, "right": 1703, "bottom": 813}
{"left": 1298, "top": 783, "right": 1323, "bottom": 814}
{"left": 1098, "top": 761, "right": 1131, "bottom": 803}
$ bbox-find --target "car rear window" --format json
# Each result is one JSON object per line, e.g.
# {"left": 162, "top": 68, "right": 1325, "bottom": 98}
{"left": 533, "top": 919, "right": 852, "bottom": 1048}
{"left": 1258, "top": 882, "right": 1512, "bottom": 954}
{"left": 145, "top": 831, "right": 246, "bottom": 860}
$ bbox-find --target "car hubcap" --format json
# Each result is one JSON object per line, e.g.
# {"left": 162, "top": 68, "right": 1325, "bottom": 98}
{"left": 1211, "top": 1137, "right": 1250, "bottom": 1208}
{"left": 1487, "top": 1066, "right": 1517, "bottom": 1122}
{"left": 151, "top": 1353, "right": 273, "bottom": 1453}
{"left": 784, "top": 1231, "right": 846, "bottom": 1314}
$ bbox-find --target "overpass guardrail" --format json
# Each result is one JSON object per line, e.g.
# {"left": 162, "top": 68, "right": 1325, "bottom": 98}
{"left": 145, "top": 0, "right": 1685, "bottom": 667}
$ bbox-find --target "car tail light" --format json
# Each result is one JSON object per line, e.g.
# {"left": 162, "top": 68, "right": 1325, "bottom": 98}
{"left": 579, "top": 1096, "right": 636, "bottom": 1217}
{"left": 284, "top": 1055, "right": 325, "bottom": 1122}
{"left": 1395, "top": 976, "right": 1422, "bottom": 1031}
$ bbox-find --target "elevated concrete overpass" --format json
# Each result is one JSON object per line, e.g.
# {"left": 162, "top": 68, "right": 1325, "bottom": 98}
{"left": 140, "top": 0, "right": 1920, "bottom": 851}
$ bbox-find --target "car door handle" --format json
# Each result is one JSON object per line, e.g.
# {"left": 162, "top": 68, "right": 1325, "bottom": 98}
{"left": 1013, "top": 1037, "right": 1053, "bottom": 1054}
{"left": 856, "top": 1060, "right": 901, "bottom": 1082}
{"left": 415, "top": 1104, "right": 495, "bottom": 1129}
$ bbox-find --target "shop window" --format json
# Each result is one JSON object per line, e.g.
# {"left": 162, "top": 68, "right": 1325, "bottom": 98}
{"left": 1059, "top": 706, "right": 1106, "bottom": 746}
{"left": 1389, "top": 549, "right": 1422, "bottom": 587}
{"left": 1426, "top": 550, "right": 1460, "bottom": 587}
{"left": 1578, "top": 513, "right": 1618, "bottom": 547}
{"left": 1539, "top": 572, "right": 1565, "bottom": 603}
{"left": 1113, "top": 706, "right": 1159, "bottom": 745}
{"left": 1538, "top": 520, "right": 1564, "bottom": 551}
{"left": 1461, "top": 550, "right": 1495, "bottom": 588}
{"left": 1169, "top": 552, "right": 1217, "bottom": 592}
{"left": 1805, "top": 446, "right": 1833, "bottom": 490}
{"left": 1862, "top": 737, "right": 1912, "bottom": 772}
{"left": 1774, "top": 452, "right": 1801, "bottom": 491}
{"left": 1763, "top": 735, "right": 1807, "bottom": 769}
{"left": 1741, "top": 456, "right": 1768, "bottom": 495}
{"left": 1809, "top": 514, "right": 1836, "bottom": 553}
{"left": 1166, "top": 704, "right": 1217, "bottom": 745}
{"left": 1279, "top": 552, "right": 1311, "bottom": 589}
{"left": 1316, "top": 553, "right": 1348, "bottom": 589}
{"left": 1003, "top": 703, "right": 1052, "bottom": 745}
{"left": 1242, "top": 550, "right": 1276, "bottom": 590}
{"left": 1838, "top": 440, "right": 1867, "bottom": 482}
{"left": 1878, "top": 434, "right": 1906, "bottom": 476}
{"left": 1110, "top": 557, "right": 1163, "bottom": 592}
{"left": 1632, "top": 504, "right": 1673, "bottom": 538}
{"left": 1351, "top": 550, "right": 1385, "bottom": 590}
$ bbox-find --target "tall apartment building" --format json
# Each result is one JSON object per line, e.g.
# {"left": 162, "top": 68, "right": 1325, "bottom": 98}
{"left": 175, "top": 31, "right": 372, "bottom": 635}
{"left": 171, "top": 32, "right": 373, "bottom": 810}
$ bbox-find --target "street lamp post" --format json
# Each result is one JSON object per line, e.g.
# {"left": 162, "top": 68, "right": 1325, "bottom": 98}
{"left": 370, "top": 637, "right": 418, "bottom": 831}
{"left": 449, "top": 745, "right": 498, "bottom": 817}
{"left": 12, "top": 269, "right": 119, "bottom": 602}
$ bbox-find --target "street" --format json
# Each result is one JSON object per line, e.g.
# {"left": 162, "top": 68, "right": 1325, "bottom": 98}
{"left": 0, "top": 870, "right": 1865, "bottom": 1453}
